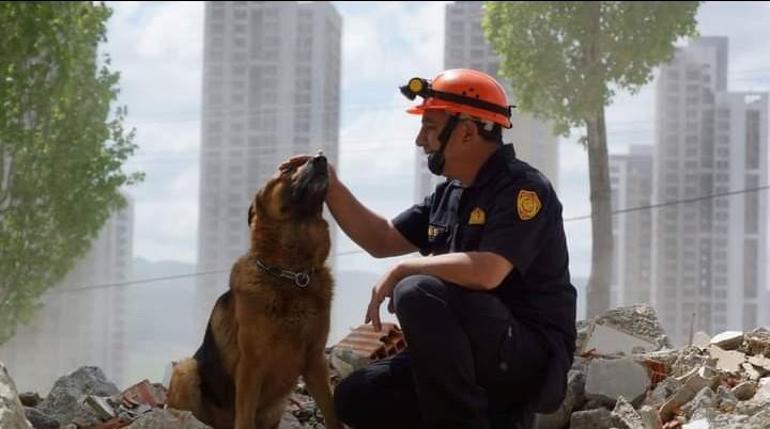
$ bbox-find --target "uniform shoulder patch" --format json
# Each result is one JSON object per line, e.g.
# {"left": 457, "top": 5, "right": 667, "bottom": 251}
{"left": 468, "top": 207, "right": 486, "bottom": 225}
{"left": 517, "top": 189, "right": 542, "bottom": 221}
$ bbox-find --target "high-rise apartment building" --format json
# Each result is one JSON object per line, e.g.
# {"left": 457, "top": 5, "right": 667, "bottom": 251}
{"left": 609, "top": 145, "right": 654, "bottom": 308}
{"left": 652, "top": 37, "right": 767, "bottom": 344}
{"left": 196, "top": 1, "right": 341, "bottom": 327}
{"left": 0, "top": 197, "right": 134, "bottom": 392}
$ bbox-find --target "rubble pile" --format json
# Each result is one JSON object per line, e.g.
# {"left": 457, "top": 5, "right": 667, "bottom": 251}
{"left": 0, "top": 361, "right": 340, "bottom": 428}
{"left": 2, "top": 305, "right": 769, "bottom": 428}
{"left": 538, "top": 304, "right": 770, "bottom": 429}
{"left": 0, "top": 365, "right": 208, "bottom": 429}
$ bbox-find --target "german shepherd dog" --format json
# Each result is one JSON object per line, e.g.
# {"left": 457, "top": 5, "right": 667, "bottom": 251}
{"left": 166, "top": 153, "right": 342, "bottom": 429}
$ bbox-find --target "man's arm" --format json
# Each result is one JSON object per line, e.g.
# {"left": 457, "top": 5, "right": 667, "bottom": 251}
{"left": 326, "top": 178, "right": 417, "bottom": 258}
{"left": 391, "top": 251, "right": 513, "bottom": 291}
{"left": 280, "top": 154, "right": 417, "bottom": 258}
{"left": 365, "top": 251, "right": 513, "bottom": 330}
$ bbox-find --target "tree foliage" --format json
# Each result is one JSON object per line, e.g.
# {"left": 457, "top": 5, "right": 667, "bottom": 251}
{"left": 0, "top": 2, "right": 142, "bottom": 344}
{"left": 484, "top": 1, "right": 700, "bottom": 316}
{"left": 484, "top": 1, "right": 700, "bottom": 135}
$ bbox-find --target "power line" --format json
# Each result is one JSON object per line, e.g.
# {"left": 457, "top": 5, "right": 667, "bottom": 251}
{"left": 43, "top": 183, "right": 769, "bottom": 295}
{"left": 43, "top": 248, "right": 370, "bottom": 295}
{"left": 564, "top": 184, "right": 770, "bottom": 222}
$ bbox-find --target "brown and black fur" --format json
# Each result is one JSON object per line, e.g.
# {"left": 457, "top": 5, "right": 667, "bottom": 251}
{"left": 166, "top": 155, "right": 342, "bottom": 429}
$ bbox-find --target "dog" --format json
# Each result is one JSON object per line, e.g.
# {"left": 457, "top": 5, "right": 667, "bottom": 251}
{"left": 166, "top": 153, "right": 342, "bottom": 429}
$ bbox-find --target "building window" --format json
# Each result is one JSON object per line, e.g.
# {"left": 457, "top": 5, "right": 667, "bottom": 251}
{"left": 745, "top": 175, "right": 759, "bottom": 234}
{"left": 743, "top": 239, "right": 758, "bottom": 299}
{"left": 745, "top": 110, "right": 760, "bottom": 169}
{"left": 449, "top": 21, "right": 464, "bottom": 33}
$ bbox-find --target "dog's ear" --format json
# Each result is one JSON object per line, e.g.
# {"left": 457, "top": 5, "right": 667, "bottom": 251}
{"left": 248, "top": 202, "right": 255, "bottom": 227}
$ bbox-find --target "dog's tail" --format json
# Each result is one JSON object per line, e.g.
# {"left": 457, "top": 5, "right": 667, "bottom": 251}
{"left": 166, "top": 358, "right": 203, "bottom": 416}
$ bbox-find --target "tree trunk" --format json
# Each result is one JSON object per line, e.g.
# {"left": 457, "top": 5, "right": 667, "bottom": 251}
{"left": 585, "top": 107, "right": 614, "bottom": 319}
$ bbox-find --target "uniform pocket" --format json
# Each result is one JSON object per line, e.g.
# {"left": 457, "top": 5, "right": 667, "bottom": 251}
{"left": 427, "top": 223, "right": 450, "bottom": 254}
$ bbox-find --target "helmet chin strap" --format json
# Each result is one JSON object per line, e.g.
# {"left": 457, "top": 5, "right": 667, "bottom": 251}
{"left": 428, "top": 115, "right": 460, "bottom": 176}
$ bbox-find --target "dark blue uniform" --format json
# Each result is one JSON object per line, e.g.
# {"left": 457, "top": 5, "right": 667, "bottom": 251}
{"left": 334, "top": 144, "right": 577, "bottom": 429}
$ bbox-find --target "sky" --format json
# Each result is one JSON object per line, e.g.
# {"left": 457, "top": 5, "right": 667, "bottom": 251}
{"left": 104, "top": 1, "right": 770, "bottom": 281}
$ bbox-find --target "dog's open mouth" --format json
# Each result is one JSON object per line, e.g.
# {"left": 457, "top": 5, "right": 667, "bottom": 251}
{"left": 289, "top": 154, "right": 329, "bottom": 216}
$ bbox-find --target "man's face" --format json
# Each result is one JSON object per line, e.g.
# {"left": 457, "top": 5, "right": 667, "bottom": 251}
{"left": 415, "top": 109, "right": 470, "bottom": 177}
{"left": 415, "top": 109, "right": 448, "bottom": 156}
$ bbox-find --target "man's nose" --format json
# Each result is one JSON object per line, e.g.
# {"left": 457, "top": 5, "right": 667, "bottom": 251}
{"left": 415, "top": 130, "right": 427, "bottom": 148}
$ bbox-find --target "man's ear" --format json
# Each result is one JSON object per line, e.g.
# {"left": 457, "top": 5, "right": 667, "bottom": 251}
{"left": 459, "top": 119, "right": 475, "bottom": 144}
{"left": 248, "top": 202, "right": 255, "bottom": 227}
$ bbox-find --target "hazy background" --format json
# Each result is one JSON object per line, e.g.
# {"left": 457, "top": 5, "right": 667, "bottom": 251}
{"left": 0, "top": 1, "right": 768, "bottom": 393}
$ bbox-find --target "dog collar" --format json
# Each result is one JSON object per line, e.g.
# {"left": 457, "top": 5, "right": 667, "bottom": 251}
{"left": 254, "top": 258, "right": 314, "bottom": 288}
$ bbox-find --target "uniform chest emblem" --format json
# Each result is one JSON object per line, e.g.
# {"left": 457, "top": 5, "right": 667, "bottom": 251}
{"left": 468, "top": 207, "right": 486, "bottom": 225}
{"left": 427, "top": 225, "right": 447, "bottom": 239}
{"left": 517, "top": 190, "right": 541, "bottom": 221}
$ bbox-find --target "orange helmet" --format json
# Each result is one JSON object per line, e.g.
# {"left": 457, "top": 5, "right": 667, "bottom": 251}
{"left": 401, "top": 69, "right": 513, "bottom": 128}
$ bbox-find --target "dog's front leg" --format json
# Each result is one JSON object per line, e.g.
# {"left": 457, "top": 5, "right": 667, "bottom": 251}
{"left": 303, "top": 351, "right": 343, "bottom": 429}
{"left": 234, "top": 349, "right": 262, "bottom": 429}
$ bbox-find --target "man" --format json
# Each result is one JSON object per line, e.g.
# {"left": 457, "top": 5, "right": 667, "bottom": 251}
{"left": 281, "top": 69, "right": 576, "bottom": 429}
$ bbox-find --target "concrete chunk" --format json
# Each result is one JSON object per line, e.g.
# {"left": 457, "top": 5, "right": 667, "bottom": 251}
{"left": 682, "top": 418, "right": 710, "bottom": 429}
{"left": 23, "top": 408, "right": 58, "bottom": 429}
{"left": 735, "top": 378, "right": 770, "bottom": 415}
{"left": 715, "top": 385, "right": 738, "bottom": 412}
{"left": 709, "top": 331, "right": 744, "bottom": 350}
{"left": 570, "top": 408, "right": 614, "bottom": 429}
{"left": 707, "top": 345, "right": 746, "bottom": 373}
{"left": 0, "top": 362, "right": 33, "bottom": 429}
{"left": 612, "top": 396, "right": 645, "bottom": 429}
{"left": 584, "top": 323, "right": 658, "bottom": 356}
{"left": 755, "top": 377, "right": 770, "bottom": 402}
{"left": 747, "top": 354, "right": 770, "bottom": 373}
{"left": 37, "top": 366, "right": 119, "bottom": 425}
{"left": 744, "top": 408, "right": 770, "bottom": 429}
{"left": 638, "top": 405, "right": 662, "bottom": 429}
{"left": 126, "top": 409, "right": 211, "bottom": 428}
{"left": 647, "top": 377, "right": 683, "bottom": 407}
{"left": 585, "top": 357, "right": 650, "bottom": 405}
{"left": 742, "top": 362, "right": 762, "bottom": 381}
{"left": 682, "top": 387, "right": 714, "bottom": 418}
{"left": 731, "top": 381, "right": 757, "bottom": 401}
{"left": 659, "top": 366, "right": 721, "bottom": 422}
{"left": 590, "top": 304, "right": 671, "bottom": 348}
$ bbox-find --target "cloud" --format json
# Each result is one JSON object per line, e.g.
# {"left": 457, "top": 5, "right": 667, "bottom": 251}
{"left": 105, "top": 1, "right": 203, "bottom": 118}
{"left": 102, "top": 1, "right": 770, "bottom": 282}
{"left": 338, "top": 2, "right": 447, "bottom": 95}
{"left": 697, "top": 2, "right": 770, "bottom": 80}
{"left": 104, "top": 1, "right": 204, "bottom": 264}
{"left": 333, "top": 1, "right": 447, "bottom": 259}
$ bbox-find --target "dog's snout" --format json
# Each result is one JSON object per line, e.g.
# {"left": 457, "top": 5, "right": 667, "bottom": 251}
{"left": 313, "top": 154, "right": 327, "bottom": 169}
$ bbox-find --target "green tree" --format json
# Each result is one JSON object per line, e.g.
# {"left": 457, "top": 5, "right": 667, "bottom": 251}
{"left": 484, "top": 1, "right": 700, "bottom": 318}
{"left": 0, "top": 2, "right": 142, "bottom": 344}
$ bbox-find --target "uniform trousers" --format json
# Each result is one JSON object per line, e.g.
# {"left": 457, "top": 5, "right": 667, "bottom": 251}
{"left": 334, "top": 274, "right": 549, "bottom": 429}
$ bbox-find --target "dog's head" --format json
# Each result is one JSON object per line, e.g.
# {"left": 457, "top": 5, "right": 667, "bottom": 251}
{"left": 247, "top": 153, "right": 330, "bottom": 264}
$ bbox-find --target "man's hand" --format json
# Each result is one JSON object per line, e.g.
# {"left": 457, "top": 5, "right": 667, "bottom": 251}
{"left": 364, "top": 265, "right": 403, "bottom": 331}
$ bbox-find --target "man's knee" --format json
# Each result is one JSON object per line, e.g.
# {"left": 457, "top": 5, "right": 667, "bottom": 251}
{"left": 392, "top": 274, "right": 447, "bottom": 317}
{"left": 333, "top": 372, "right": 367, "bottom": 427}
